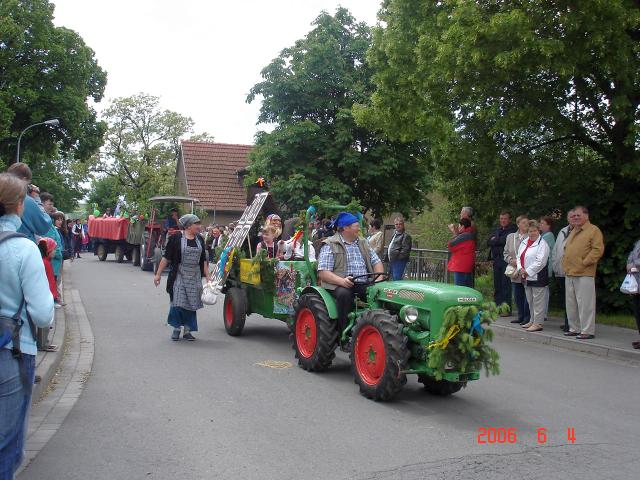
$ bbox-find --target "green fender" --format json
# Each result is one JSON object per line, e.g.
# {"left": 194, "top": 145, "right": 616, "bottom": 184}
{"left": 299, "top": 286, "right": 338, "bottom": 319}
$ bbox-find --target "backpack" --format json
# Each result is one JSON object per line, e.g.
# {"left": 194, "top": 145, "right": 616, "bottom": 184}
{"left": 0, "top": 231, "right": 37, "bottom": 389}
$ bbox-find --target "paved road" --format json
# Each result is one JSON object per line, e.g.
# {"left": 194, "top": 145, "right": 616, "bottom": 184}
{"left": 20, "top": 256, "right": 640, "bottom": 480}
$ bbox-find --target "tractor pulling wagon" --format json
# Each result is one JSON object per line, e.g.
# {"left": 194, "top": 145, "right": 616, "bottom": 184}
{"left": 139, "top": 196, "right": 199, "bottom": 273}
{"left": 88, "top": 216, "right": 145, "bottom": 265}
{"left": 206, "top": 193, "right": 500, "bottom": 402}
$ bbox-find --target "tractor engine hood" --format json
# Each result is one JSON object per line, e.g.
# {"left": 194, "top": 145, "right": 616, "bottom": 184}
{"left": 371, "top": 280, "right": 483, "bottom": 307}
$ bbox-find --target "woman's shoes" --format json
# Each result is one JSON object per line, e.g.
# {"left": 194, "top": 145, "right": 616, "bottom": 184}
{"left": 525, "top": 324, "right": 543, "bottom": 332}
{"left": 183, "top": 332, "right": 196, "bottom": 341}
{"left": 521, "top": 322, "right": 532, "bottom": 328}
{"left": 171, "top": 329, "right": 180, "bottom": 341}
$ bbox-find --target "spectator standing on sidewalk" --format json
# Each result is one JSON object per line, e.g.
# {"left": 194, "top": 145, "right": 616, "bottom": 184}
{"left": 487, "top": 211, "right": 517, "bottom": 313}
{"left": 626, "top": 238, "right": 640, "bottom": 349}
{"left": 504, "top": 215, "right": 531, "bottom": 325}
{"left": 367, "top": 219, "right": 384, "bottom": 258}
{"left": 43, "top": 210, "right": 64, "bottom": 308}
{"left": 552, "top": 210, "right": 575, "bottom": 331}
{"left": 386, "top": 216, "right": 412, "bottom": 280}
{"left": 5, "top": 163, "right": 52, "bottom": 243}
{"left": 71, "top": 219, "right": 83, "bottom": 258}
{"left": 448, "top": 218, "right": 476, "bottom": 287}
{"left": 517, "top": 220, "right": 550, "bottom": 332}
{"left": 562, "top": 206, "right": 604, "bottom": 340}
{"left": 0, "top": 173, "right": 54, "bottom": 478}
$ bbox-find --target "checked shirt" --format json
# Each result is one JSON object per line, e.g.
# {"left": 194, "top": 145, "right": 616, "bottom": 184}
{"left": 318, "top": 234, "right": 381, "bottom": 283}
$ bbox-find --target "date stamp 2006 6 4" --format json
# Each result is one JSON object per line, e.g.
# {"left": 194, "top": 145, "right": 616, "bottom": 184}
{"left": 477, "top": 427, "right": 577, "bottom": 445}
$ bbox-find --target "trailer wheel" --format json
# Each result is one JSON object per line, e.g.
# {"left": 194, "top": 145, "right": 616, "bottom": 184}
{"left": 223, "top": 288, "right": 247, "bottom": 336}
{"left": 291, "top": 294, "right": 338, "bottom": 372}
{"left": 115, "top": 245, "right": 125, "bottom": 263}
{"left": 97, "top": 244, "right": 107, "bottom": 262}
{"left": 132, "top": 247, "right": 141, "bottom": 266}
{"left": 350, "top": 310, "right": 409, "bottom": 401}
{"left": 418, "top": 375, "right": 465, "bottom": 396}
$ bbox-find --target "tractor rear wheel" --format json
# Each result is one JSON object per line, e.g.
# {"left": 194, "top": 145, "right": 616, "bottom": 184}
{"left": 115, "top": 245, "right": 124, "bottom": 263}
{"left": 223, "top": 288, "right": 247, "bottom": 336}
{"left": 350, "top": 310, "right": 409, "bottom": 401}
{"left": 97, "top": 244, "right": 107, "bottom": 262}
{"left": 418, "top": 375, "right": 465, "bottom": 396}
{"left": 132, "top": 247, "right": 141, "bottom": 266}
{"left": 140, "top": 241, "right": 153, "bottom": 271}
{"left": 291, "top": 294, "right": 338, "bottom": 372}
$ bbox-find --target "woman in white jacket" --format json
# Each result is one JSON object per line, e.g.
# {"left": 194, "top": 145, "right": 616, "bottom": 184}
{"left": 517, "top": 220, "right": 550, "bottom": 332}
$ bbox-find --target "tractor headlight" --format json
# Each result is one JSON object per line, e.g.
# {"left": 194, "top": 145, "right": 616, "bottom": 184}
{"left": 400, "top": 306, "right": 419, "bottom": 324}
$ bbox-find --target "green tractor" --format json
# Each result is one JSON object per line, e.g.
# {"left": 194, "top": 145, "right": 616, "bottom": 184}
{"left": 216, "top": 195, "right": 498, "bottom": 401}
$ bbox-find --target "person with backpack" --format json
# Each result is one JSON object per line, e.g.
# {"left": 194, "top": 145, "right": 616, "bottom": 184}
{"left": 0, "top": 173, "right": 55, "bottom": 478}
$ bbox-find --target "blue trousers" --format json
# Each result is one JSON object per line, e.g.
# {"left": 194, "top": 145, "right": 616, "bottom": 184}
{"left": 512, "top": 282, "right": 531, "bottom": 324}
{"left": 453, "top": 271, "right": 474, "bottom": 287}
{"left": 492, "top": 259, "right": 512, "bottom": 309}
{"left": 0, "top": 350, "right": 35, "bottom": 479}
{"left": 390, "top": 260, "right": 408, "bottom": 281}
{"left": 167, "top": 306, "right": 198, "bottom": 332}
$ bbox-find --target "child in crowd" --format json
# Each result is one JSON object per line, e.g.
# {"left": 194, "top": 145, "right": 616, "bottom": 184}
{"left": 38, "top": 237, "right": 59, "bottom": 304}
{"left": 278, "top": 230, "right": 316, "bottom": 261}
{"left": 256, "top": 225, "right": 278, "bottom": 258}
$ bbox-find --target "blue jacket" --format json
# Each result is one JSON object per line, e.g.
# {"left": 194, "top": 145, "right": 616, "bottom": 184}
{"left": 0, "top": 214, "right": 55, "bottom": 356}
{"left": 44, "top": 224, "right": 63, "bottom": 276}
{"left": 17, "top": 195, "right": 52, "bottom": 243}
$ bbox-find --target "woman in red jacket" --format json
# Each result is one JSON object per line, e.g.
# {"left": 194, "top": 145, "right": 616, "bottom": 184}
{"left": 447, "top": 218, "right": 476, "bottom": 287}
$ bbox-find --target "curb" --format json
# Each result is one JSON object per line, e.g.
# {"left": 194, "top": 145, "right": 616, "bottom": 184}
{"left": 32, "top": 287, "right": 67, "bottom": 403}
{"left": 491, "top": 323, "right": 640, "bottom": 364}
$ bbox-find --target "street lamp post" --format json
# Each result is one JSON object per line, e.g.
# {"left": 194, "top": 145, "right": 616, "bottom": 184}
{"left": 15, "top": 118, "right": 60, "bottom": 163}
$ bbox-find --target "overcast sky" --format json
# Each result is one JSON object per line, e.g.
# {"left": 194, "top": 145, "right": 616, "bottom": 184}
{"left": 51, "top": 1, "right": 381, "bottom": 146}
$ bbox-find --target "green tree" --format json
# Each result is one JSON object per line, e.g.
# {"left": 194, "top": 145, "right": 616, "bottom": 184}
{"left": 89, "top": 93, "right": 210, "bottom": 213}
{"left": 246, "top": 8, "right": 431, "bottom": 217}
{"left": 86, "top": 176, "right": 121, "bottom": 215}
{"left": 358, "top": 0, "right": 640, "bottom": 309}
{"left": 0, "top": 0, "right": 107, "bottom": 165}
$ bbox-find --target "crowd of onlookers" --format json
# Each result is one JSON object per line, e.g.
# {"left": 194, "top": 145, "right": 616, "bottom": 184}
{"left": 444, "top": 205, "right": 640, "bottom": 347}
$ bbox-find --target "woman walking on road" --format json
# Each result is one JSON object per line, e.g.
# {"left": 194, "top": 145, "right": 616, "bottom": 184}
{"left": 154, "top": 214, "right": 208, "bottom": 341}
{"left": 0, "top": 173, "right": 54, "bottom": 478}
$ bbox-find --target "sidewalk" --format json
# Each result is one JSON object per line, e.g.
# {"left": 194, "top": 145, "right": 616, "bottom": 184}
{"left": 492, "top": 313, "right": 640, "bottom": 363}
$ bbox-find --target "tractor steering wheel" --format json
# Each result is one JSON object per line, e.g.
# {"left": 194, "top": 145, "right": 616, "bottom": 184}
{"left": 350, "top": 272, "right": 390, "bottom": 285}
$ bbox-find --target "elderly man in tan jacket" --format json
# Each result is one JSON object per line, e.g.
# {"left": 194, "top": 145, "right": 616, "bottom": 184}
{"left": 562, "top": 206, "right": 604, "bottom": 339}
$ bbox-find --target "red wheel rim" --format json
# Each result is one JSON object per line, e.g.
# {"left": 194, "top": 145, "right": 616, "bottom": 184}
{"left": 225, "top": 297, "right": 233, "bottom": 328}
{"left": 295, "top": 308, "right": 317, "bottom": 358}
{"left": 354, "top": 325, "right": 386, "bottom": 386}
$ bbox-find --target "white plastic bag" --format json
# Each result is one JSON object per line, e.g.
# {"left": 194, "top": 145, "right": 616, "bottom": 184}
{"left": 201, "top": 280, "right": 219, "bottom": 305}
{"left": 620, "top": 273, "right": 639, "bottom": 295}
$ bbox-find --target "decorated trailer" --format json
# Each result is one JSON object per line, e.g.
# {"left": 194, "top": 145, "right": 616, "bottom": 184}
{"left": 88, "top": 216, "right": 145, "bottom": 265}
{"left": 203, "top": 193, "right": 502, "bottom": 402}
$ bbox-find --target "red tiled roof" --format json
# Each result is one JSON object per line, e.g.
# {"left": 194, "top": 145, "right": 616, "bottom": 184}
{"left": 179, "top": 141, "right": 252, "bottom": 212}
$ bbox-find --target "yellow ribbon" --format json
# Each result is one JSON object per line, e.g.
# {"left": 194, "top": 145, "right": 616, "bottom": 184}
{"left": 427, "top": 325, "right": 460, "bottom": 350}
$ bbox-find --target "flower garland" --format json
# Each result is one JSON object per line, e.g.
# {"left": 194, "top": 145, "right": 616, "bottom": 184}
{"left": 426, "top": 302, "right": 503, "bottom": 381}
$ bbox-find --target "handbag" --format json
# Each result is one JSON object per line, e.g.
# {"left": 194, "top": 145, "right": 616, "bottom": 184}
{"left": 504, "top": 234, "right": 520, "bottom": 279}
{"left": 620, "top": 273, "right": 639, "bottom": 295}
{"left": 201, "top": 280, "right": 219, "bottom": 305}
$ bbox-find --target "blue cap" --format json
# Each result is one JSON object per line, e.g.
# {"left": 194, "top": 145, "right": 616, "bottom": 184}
{"left": 333, "top": 212, "right": 359, "bottom": 229}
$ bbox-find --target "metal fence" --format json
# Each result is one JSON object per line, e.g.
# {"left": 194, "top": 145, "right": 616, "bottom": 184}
{"left": 402, "top": 248, "right": 450, "bottom": 283}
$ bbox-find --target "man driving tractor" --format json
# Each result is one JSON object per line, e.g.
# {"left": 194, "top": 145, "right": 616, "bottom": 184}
{"left": 317, "top": 212, "right": 385, "bottom": 350}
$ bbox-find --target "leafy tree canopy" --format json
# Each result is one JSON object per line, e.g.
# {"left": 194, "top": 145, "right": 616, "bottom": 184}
{"left": 247, "top": 8, "right": 432, "bottom": 218}
{"left": 358, "top": 0, "right": 640, "bottom": 309}
{"left": 88, "top": 93, "right": 212, "bottom": 214}
{"left": 0, "top": 0, "right": 107, "bottom": 165}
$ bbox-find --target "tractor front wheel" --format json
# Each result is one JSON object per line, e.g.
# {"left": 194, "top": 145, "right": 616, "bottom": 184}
{"left": 418, "top": 375, "right": 465, "bottom": 396}
{"left": 223, "top": 288, "right": 247, "bottom": 336}
{"left": 350, "top": 310, "right": 409, "bottom": 401}
{"left": 291, "top": 294, "right": 338, "bottom": 372}
{"left": 97, "top": 244, "right": 107, "bottom": 262}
